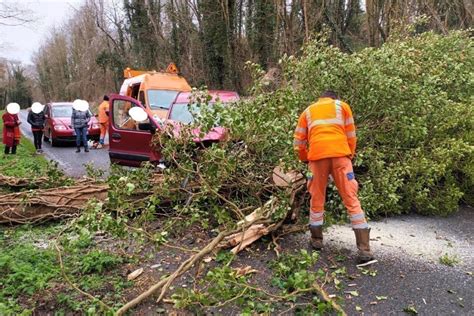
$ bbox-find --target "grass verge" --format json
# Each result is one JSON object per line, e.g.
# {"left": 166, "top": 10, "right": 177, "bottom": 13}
{"left": 0, "top": 111, "right": 49, "bottom": 178}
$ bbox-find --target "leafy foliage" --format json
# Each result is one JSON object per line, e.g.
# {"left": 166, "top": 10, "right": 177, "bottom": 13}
{"left": 283, "top": 30, "right": 473, "bottom": 216}
{"left": 0, "top": 223, "right": 128, "bottom": 314}
{"left": 160, "top": 30, "right": 473, "bottom": 219}
{"left": 172, "top": 265, "right": 272, "bottom": 314}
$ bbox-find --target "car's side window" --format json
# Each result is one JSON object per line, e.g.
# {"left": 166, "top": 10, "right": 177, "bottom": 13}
{"left": 112, "top": 100, "right": 149, "bottom": 131}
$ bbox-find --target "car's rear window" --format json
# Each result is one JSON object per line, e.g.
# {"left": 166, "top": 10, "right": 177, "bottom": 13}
{"left": 147, "top": 90, "right": 179, "bottom": 110}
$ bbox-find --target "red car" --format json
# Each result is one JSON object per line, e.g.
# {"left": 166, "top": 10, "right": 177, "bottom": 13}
{"left": 43, "top": 102, "right": 100, "bottom": 146}
{"left": 166, "top": 90, "right": 239, "bottom": 143}
{"left": 107, "top": 90, "right": 239, "bottom": 166}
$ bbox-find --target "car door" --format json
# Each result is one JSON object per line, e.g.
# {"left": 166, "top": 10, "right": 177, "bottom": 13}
{"left": 43, "top": 104, "right": 52, "bottom": 139}
{"left": 108, "top": 94, "right": 161, "bottom": 167}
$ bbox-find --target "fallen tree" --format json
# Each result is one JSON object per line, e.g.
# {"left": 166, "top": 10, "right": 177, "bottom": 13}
{"left": 0, "top": 174, "right": 49, "bottom": 189}
{"left": 116, "top": 171, "right": 318, "bottom": 315}
{"left": 0, "top": 184, "right": 108, "bottom": 224}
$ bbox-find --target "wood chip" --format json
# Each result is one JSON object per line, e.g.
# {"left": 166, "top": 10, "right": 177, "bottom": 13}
{"left": 234, "top": 265, "right": 258, "bottom": 277}
{"left": 127, "top": 268, "right": 144, "bottom": 281}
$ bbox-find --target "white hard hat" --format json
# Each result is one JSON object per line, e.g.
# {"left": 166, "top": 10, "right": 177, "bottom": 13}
{"left": 6, "top": 103, "right": 20, "bottom": 115}
{"left": 31, "top": 102, "right": 45, "bottom": 114}
{"left": 72, "top": 99, "right": 89, "bottom": 112}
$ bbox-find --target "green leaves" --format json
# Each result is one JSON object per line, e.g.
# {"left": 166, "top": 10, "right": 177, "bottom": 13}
{"left": 282, "top": 30, "right": 474, "bottom": 217}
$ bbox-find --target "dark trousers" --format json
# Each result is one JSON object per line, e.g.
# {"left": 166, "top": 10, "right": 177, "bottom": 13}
{"left": 75, "top": 127, "right": 88, "bottom": 148}
{"left": 32, "top": 130, "right": 43, "bottom": 150}
{"left": 4, "top": 145, "right": 17, "bottom": 154}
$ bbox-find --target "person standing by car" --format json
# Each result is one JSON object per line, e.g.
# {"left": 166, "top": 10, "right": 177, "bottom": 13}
{"left": 27, "top": 102, "right": 46, "bottom": 154}
{"left": 71, "top": 99, "right": 91, "bottom": 153}
{"left": 96, "top": 95, "right": 109, "bottom": 149}
{"left": 2, "top": 103, "right": 21, "bottom": 155}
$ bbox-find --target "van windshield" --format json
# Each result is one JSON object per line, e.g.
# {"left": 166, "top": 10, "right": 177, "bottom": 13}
{"left": 147, "top": 90, "right": 179, "bottom": 110}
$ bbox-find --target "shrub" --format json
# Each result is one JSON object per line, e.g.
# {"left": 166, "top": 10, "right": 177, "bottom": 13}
{"left": 157, "top": 30, "right": 472, "bottom": 223}
{"left": 282, "top": 30, "right": 473, "bottom": 216}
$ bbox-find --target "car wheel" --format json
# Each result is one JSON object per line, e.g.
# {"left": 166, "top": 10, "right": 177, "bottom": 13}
{"left": 51, "top": 137, "right": 59, "bottom": 147}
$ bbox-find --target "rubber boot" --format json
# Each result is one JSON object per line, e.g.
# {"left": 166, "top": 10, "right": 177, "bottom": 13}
{"left": 76, "top": 146, "right": 80, "bottom": 153}
{"left": 309, "top": 225, "right": 324, "bottom": 250}
{"left": 353, "top": 228, "right": 374, "bottom": 263}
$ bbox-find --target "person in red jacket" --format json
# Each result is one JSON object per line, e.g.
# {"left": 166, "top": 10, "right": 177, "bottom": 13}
{"left": 294, "top": 90, "right": 374, "bottom": 263}
{"left": 2, "top": 103, "right": 22, "bottom": 155}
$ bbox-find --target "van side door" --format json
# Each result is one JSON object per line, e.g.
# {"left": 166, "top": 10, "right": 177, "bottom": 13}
{"left": 108, "top": 94, "right": 161, "bottom": 167}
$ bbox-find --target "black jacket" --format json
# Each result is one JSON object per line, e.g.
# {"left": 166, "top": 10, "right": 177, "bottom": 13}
{"left": 27, "top": 110, "right": 46, "bottom": 129}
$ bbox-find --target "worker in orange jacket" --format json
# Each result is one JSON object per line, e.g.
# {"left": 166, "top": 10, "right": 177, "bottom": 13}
{"left": 294, "top": 90, "right": 374, "bottom": 263}
{"left": 97, "top": 95, "right": 110, "bottom": 149}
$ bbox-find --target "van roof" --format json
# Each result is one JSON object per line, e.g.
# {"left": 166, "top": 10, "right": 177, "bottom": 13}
{"left": 119, "top": 72, "right": 191, "bottom": 95}
{"left": 174, "top": 90, "right": 240, "bottom": 104}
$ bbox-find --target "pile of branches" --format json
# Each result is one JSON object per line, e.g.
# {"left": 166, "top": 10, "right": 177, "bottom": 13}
{"left": 0, "top": 162, "right": 318, "bottom": 314}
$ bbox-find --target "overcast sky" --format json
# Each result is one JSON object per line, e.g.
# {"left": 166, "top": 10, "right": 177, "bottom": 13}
{"left": 0, "top": 0, "right": 84, "bottom": 65}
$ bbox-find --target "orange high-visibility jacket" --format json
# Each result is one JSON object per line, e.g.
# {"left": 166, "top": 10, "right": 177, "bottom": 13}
{"left": 293, "top": 97, "right": 357, "bottom": 162}
{"left": 98, "top": 101, "right": 110, "bottom": 124}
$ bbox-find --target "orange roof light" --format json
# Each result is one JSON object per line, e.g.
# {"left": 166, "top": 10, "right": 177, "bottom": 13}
{"left": 123, "top": 67, "right": 147, "bottom": 79}
{"left": 166, "top": 63, "right": 179, "bottom": 74}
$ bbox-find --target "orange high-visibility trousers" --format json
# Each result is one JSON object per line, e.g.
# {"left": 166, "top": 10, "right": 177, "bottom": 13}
{"left": 99, "top": 123, "right": 108, "bottom": 141}
{"left": 307, "top": 157, "right": 368, "bottom": 229}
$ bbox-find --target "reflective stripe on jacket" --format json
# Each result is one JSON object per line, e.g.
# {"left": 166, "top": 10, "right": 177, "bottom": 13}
{"left": 293, "top": 97, "right": 357, "bottom": 161}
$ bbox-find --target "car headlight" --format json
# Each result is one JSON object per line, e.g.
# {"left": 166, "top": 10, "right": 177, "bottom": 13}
{"left": 54, "top": 125, "right": 67, "bottom": 131}
{"left": 91, "top": 123, "right": 100, "bottom": 129}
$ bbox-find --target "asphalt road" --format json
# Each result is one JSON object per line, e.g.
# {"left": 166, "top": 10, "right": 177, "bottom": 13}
{"left": 18, "top": 110, "right": 110, "bottom": 177}
{"left": 273, "top": 206, "right": 474, "bottom": 315}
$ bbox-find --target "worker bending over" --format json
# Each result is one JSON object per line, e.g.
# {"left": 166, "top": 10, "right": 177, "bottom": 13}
{"left": 293, "top": 90, "right": 374, "bottom": 263}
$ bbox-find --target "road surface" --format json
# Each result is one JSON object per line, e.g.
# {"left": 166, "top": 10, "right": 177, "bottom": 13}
{"left": 18, "top": 110, "right": 110, "bottom": 177}
{"left": 267, "top": 206, "right": 473, "bottom": 315}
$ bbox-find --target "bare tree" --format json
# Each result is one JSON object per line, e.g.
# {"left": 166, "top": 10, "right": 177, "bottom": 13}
{"left": 0, "top": 2, "right": 33, "bottom": 26}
